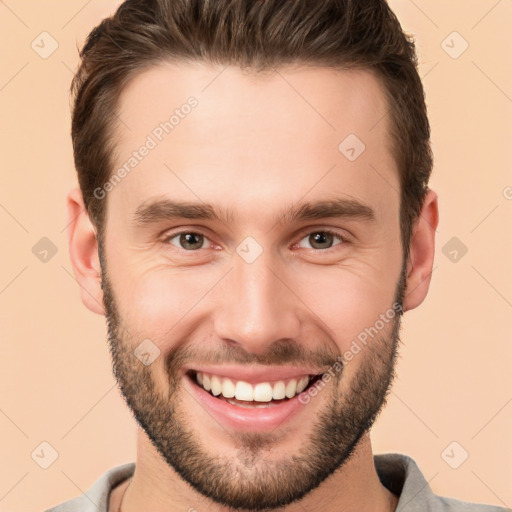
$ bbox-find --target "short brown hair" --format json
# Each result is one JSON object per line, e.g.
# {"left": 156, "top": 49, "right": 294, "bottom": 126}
{"left": 71, "top": 0, "right": 432, "bottom": 261}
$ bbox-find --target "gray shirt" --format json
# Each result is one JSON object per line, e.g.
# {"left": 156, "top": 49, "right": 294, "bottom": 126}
{"left": 45, "top": 453, "right": 510, "bottom": 511}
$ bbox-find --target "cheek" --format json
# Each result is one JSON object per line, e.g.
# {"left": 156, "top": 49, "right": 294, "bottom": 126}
{"left": 294, "top": 263, "right": 401, "bottom": 353}
{"left": 111, "top": 267, "right": 209, "bottom": 344}
{"left": 108, "top": 232, "right": 402, "bottom": 359}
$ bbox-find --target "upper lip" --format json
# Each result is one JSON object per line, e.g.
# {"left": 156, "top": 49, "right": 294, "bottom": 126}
{"left": 184, "top": 364, "right": 324, "bottom": 384}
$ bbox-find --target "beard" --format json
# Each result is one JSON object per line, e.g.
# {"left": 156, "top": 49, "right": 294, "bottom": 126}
{"left": 100, "top": 251, "right": 406, "bottom": 511}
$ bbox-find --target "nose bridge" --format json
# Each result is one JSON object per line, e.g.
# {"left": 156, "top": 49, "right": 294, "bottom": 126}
{"left": 213, "top": 249, "right": 301, "bottom": 353}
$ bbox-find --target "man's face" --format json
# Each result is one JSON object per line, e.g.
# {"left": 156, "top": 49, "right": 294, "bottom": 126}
{"left": 100, "top": 62, "right": 405, "bottom": 510}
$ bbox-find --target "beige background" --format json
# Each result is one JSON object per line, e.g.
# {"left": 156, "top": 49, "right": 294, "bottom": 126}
{"left": 1, "top": 1, "right": 511, "bottom": 510}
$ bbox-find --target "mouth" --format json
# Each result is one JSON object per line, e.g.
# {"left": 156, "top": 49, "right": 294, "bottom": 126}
{"left": 186, "top": 370, "right": 323, "bottom": 408}
{"left": 181, "top": 364, "right": 328, "bottom": 431}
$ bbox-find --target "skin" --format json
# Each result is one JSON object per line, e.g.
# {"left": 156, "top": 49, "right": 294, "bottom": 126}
{"left": 67, "top": 62, "right": 438, "bottom": 512}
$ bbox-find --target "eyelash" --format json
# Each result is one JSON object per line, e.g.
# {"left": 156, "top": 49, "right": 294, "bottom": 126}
{"left": 162, "top": 228, "right": 349, "bottom": 253}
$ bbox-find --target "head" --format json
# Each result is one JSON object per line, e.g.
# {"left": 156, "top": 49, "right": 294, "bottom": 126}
{"left": 67, "top": 0, "right": 438, "bottom": 510}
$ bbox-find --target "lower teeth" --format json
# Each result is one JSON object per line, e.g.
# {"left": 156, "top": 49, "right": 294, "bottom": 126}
{"left": 225, "top": 398, "right": 278, "bottom": 408}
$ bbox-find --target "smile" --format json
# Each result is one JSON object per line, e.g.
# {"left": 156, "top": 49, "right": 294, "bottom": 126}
{"left": 184, "top": 368, "right": 324, "bottom": 431}
{"left": 194, "top": 371, "right": 315, "bottom": 403}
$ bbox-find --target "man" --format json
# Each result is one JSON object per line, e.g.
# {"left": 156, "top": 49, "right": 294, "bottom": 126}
{"left": 47, "top": 0, "right": 508, "bottom": 511}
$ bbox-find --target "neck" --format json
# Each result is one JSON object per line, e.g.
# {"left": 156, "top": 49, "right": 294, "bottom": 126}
{"left": 111, "top": 429, "right": 398, "bottom": 512}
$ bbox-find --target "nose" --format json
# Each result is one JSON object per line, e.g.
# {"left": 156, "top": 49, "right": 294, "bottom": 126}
{"left": 212, "top": 249, "right": 302, "bottom": 355}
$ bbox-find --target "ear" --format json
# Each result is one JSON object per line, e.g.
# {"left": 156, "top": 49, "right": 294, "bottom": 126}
{"left": 66, "top": 187, "right": 105, "bottom": 315}
{"left": 402, "top": 188, "right": 439, "bottom": 312}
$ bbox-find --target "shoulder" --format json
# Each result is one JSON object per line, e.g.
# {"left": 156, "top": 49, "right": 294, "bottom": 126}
{"left": 44, "top": 462, "right": 135, "bottom": 512}
{"left": 374, "top": 453, "right": 510, "bottom": 512}
{"left": 433, "top": 495, "right": 510, "bottom": 512}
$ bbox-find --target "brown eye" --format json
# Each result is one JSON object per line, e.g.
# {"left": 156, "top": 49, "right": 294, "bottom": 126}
{"left": 297, "top": 231, "right": 343, "bottom": 250}
{"left": 168, "top": 232, "right": 207, "bottom": 250}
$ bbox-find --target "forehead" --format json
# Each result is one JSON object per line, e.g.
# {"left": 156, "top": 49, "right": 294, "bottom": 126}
{"left": 116, "top": 61, "right": 391, "bottom": 143}
{"left": 109, "top": 61, "right": 398, "bottom": 228}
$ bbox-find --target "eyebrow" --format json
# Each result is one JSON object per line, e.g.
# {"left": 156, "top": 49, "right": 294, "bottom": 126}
{"left": 131, "top": 196, "right": 376, "bottom": 228}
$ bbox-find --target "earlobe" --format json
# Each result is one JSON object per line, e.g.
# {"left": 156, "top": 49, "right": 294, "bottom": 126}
{"left": 66, "top": 187, "right": 106, "bottom": 316}
{"left": 402, "top": 188, "right": 439, "bottom": 313}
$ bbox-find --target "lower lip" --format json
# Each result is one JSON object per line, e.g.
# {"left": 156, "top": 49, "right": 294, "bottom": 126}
{"left": 183, "top": 373, "right": 310, "bottom": 432}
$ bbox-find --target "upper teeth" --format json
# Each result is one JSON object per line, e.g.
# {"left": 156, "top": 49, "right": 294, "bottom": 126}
{"left": 196, "top": 372, "right": 311, "bottom": 402}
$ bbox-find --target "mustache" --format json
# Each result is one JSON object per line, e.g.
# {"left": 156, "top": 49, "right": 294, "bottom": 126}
{"left": 165, "top": 339, "right": 340, "bottom": 377}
